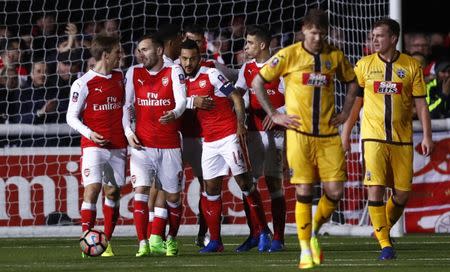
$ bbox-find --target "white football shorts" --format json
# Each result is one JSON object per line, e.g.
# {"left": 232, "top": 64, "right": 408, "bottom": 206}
{"left": 81, "top": 147, "right": 127, "bottom": 187}
{"left": 202, "top": 134, "right": 249, "bottom": 180}
{"left": 130, "top": 147, "right": 184, "bottom": 194}
{"left": 247, "top": 130, "right": 284, "bottom": 179}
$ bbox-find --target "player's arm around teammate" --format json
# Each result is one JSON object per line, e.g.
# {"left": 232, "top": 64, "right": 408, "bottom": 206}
{"left": 180, "top": 39, "right": 271, "bottom": 253}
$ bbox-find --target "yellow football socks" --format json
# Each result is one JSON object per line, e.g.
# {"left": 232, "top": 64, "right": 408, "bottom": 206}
{"left": 386, "top": 196, "right": 404, "bottom": 231}
{"left": 368, "top": 201, "right": 391, "bottom": 249}
{"left": 295, "top": 200, "right": 312, "bottom": 242}
{"left": 313, "top": 195, "right": 338, "bottom": 235}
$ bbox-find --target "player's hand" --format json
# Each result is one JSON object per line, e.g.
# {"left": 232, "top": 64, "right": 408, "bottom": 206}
{"left": 159, "top": 111, "right": 176, "bottom": 124}
{"left": 421, "top": 136, "right": 434, "bottom": 157}
{"left": 262, "top": 114, "right": 275, "bottom": 130}
{"left": 237, "top": 123, "right": 247, "bottom": 145}
{"left": 90, "top": 131, "right": 110, "bottom": 147}
{"left": 127, "top": 133, "right": 143, "bottom": 150}
{"left": 194, "top": 96, "right": 215, "bottom": 110}
{"left": 271, "top": 112, "right": 301, "bottom": 129}
{"left": 330, "top": 111, "right": 349, "bottom": 127}
{"left": 341, "top": 135, "right": 351, "bottom": 155}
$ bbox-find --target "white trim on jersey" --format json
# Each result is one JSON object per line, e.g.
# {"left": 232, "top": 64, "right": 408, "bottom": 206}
{"left": 67, "top": 70, "right": 113, "bottom": 139}
{"left": 234, "top": 59, "right": 286, "bottom": 112}
{"left": 122, "top": 64, "right": 141, "bottom": 138}
{"left": 206, "top": 68, "right": 234, "bottom": 97}
{"left": 169, "top": 64, "right": 187, "bottom": 119}
{"left": 122, "top": 63, "right": 187, "bottom": 136}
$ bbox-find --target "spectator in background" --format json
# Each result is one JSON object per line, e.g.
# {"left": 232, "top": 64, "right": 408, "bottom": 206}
{"left": 212, "top": 29, "right": 233, "bottom": 66}
{"left": 405, "top": 33, "right": 435, "bottom": 76}
{"left": 102, "top": 19, "right": 120, "bottom": 38}
{"left": 363, "top": 32, "right": 375, "bottom": 55}
{"left": 270, "top": 34, "right": 282, "bottom": 54}
{"left": 427, "top": 61, "right": 450, "bottom": 119}
{"left": 0, "top": 25, "right": 11, "bottom": 39}
{"left": 0, "top": 38, "right": 29, "bottom": 87}
{"left": 81, "top": 21, "right": 104, "bottom": 48}
{"left": 31, "top": 13, "right": 58, "bottom": 61}
{"left": 229, "top": 15, "right": 246, "bottom": 67}
{"left": 48, "top": 49, "right": 83, "bottom": 123}
{"left": 410, "top": 52, "right": 436, "bottom": 83}
{"left": 8, "top": 60, "right": 57, "bottom": 124}
{"left": 57, "top": 23, "right": 81, "bottom": 53}
{"left": 2, "top": 67, "right": 20, "bottom": 123}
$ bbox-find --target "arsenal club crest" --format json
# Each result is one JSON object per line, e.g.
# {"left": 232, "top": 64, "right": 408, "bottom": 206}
{"left": 162, "top": 77, "right": 169, "bottom": 86}
{"left": 325, "top": 60, "right": 332, "bottom": 70}
{"left": 84, "top": 168, "right": 90, "bottom": 177}
{"left": 199, "top": 80, "right": 207, "bottom": 88}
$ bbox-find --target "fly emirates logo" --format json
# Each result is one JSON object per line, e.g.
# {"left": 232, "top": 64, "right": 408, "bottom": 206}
{"left": 93, "top": 96, "right": 122, "bottom": 111}
{"left": 137, "top": 92, "right": 171, "bottom": 106}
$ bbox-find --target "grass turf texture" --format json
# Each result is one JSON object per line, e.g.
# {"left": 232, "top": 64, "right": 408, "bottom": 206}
{"left": 0, "top": 234, "right": 449, "bottom": 271}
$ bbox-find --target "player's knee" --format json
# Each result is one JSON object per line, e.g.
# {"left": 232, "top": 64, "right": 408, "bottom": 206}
{"left": 165, "top": 192, "right": 180, "bottom": 204}
{"left": 83, "top": 184, "right": 102, "bottom": 202}
{"left": 205, "top": 184, "right": 221, "bottom": 195}
{"left": 134, "top": 185, "right": 150, "bottom": 195}
{"left": 393, "top": 191, "right": 409, "bottom": 206}
{"left": 325, "top": 191, "right": 343, "bottom": 202}
{"left": 104, "top": 185, "right": 120, "bottom": 201}
{"left": 234, "top": 172, "right": 252, "bottom": 190}
{"left": 296, "top": 194, "right": 313, "bottom": 203}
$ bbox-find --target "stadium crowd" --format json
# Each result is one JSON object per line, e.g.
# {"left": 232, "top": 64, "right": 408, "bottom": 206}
{"left": 0, "top": 13, "right": 449, "bottom": 126}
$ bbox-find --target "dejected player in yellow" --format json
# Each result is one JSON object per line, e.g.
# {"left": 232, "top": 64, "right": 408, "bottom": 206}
{"left": 252, "top": 9, "right": 359, "bottom": 269}
{"left": 343, "top": 18, "right": 434, "bottom": 260}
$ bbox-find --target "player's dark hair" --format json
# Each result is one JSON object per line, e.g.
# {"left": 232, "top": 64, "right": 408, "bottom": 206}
{"left": 373, "top": 18, "right": 400, "bottom": 38}
{"left": 183, "top": 24, "right": 204, "bottom": 35}
{"left": 180, "top": 39, "right": 200, "bottom": 53}
{"left": 157, "top": 23, "right": 181, "bottom": 42}
{"left": 90, "top": 34, "right": 120, "bottom": 61}
{"left": 138, "top": 33, "right": 164, "bottom": 48}
{"left": 246, "top": 25, "right": 271, "bottom": 46}
{"left": 302, "top": 9, "right": 328, "bottom": 31}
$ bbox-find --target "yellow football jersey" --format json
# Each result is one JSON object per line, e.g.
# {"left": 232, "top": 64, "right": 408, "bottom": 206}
{"left": 259, "top": 42, "right": 355, "bottom": 136}
{"left": 354, "top": 52, "right": 426, "bottom": 143}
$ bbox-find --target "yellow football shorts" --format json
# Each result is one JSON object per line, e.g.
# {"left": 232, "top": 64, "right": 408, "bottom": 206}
{"left": 286, "top": 130, "right": 346, "bottom": 184}
{"left": 362, "top": 140, "right": 413, "bottom": 191}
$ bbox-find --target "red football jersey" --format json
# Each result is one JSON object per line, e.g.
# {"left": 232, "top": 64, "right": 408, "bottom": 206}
{"left": 124, "top": 64, "right": 186, "bottom": 148}
{"left": 181, "top": 59, "right": 218, "bottom": 138}
{"left": 186, "top": 66, "right": 237, "bottom": 142}
{"left": 235, "top": 59, "right": 285, "bottom": 131}
{"left": 67, "top": 69, "right": 127, "bottom": 149}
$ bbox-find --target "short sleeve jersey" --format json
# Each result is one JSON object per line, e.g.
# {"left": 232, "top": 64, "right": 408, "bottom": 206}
{"left": 68, "top": 69, "right": 127, "bottom": 149}
{"left": 259, "top": 42, "right": 355, "bottom": 136}
{"left": 235, "top": 59, "right": 284, "bottom": 131}
{"left": 127, "top": 64, "right": 186, "bottom": 148}
{"left": 354, "top": 52, "right": 426, "bottom": 143}
{"left": 185, "top": 66, "right": 236, "bottom": 142}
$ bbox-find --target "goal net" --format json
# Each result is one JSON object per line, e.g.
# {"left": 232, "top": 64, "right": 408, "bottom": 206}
{"left": 0, "top": 0, "right": 392, "bottom": 237}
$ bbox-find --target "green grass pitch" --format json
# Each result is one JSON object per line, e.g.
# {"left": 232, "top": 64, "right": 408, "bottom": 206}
{"left": 0, "top": 234, "right": 449, "bottom": 271}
